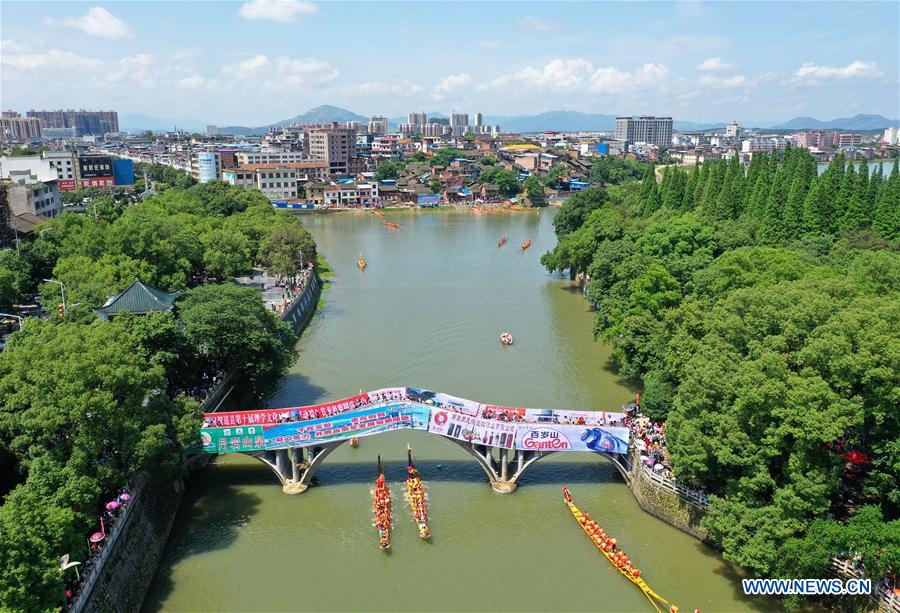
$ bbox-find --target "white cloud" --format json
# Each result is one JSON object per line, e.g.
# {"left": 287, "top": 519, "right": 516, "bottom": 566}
{"left": 478, "top": 59, "right": 668, "bottom": 97}
{"left": 517, "top": 17, "right": 564, "bottom": 31}
{"left": 590, "top": 63, "right": 669, "bottom": 93}
{"left": 238, "top": 0, "right": 318, "bottom": 23}
{"left": 433, "top": 73, "right": 472, "bottom": 99}
{"left": 58, "top": 6, "right": 133, "bottom": 40}
{"left": 228, "top": 54, "right": 271, "bottom": 78}
{"left": 1, "top": 47, "right": 104, "bottom": 71}
{"left": 351, "top": 81, "right": 424, "bottom": 96}
{"left": 697, "top": 73, "right": 747, "bottom": 89}
{"left": 697, "top": 57, "right": 734, "bottom": 72}
{"left": 793, "top": 60, "right": 882, "bottom": 82}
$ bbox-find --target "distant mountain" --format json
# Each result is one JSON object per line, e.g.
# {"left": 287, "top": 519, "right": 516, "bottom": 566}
{"left": 769, "top": 114, "right": 897, "bottom": 131}
{"left": 120, "top": 113, "right": 205, "bottom": 133}
{"left": 482, "top": 111, "right": 619, "bottom": 133}
{"left": 220, "top": 105, "right": 369, "bottom": 136}
{"left": 674, "top": 121, "right": 727, "bottom": 131}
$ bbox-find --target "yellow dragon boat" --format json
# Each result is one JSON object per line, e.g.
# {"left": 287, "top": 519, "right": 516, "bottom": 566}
{"left": 563, "top": 486, "right": 679, "bottom": 613}
{"left": 405, "top": 445, "right": 431, "bottom": 539}
{"left": 373, "top": 456, "right": 391, "bottom": 550}
{"left": 357, "top": 253, "right": 367, "bottom": 270}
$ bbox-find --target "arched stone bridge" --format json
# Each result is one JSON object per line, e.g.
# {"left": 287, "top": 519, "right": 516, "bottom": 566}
{"left": 245, "top": 436, "right": 633, "bottom": 495}
{"left": 201, "top": 387, "right": 634, "bottom": 495}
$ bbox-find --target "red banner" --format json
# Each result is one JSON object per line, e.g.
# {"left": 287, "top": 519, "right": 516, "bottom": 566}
{"left": 203, "top": 393, "right": 370, "bottom": 427}
{"left": 59, "top": 179, "right": 77, "bottom": 191}
{"left": 81, "top": 177, "right": 113, "bottom": 189}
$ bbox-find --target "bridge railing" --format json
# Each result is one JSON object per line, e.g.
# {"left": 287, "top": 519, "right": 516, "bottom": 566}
{"left": 639, "top": 464, "right": 709, "bottom": 508}
{"left": 68, "top": 484, "right": 142, "bottom": 613}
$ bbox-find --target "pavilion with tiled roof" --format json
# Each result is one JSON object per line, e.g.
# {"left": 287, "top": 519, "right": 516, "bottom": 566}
{"left": 95, "top": 279, "right": 179, "bottom": 321}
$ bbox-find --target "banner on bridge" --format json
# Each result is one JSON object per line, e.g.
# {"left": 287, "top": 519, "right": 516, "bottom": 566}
{"left": 264, "top": 402, "right": 430, "bottom": 448}
{"left": 203, "top": 393, "right": 370, "bottom": 427}
{"left": 428, "top": 409, "right": 516, "bottom": 449}
{"left": 200, "top": 426, "right": 267, "bottom": 453}
{"left": 515, "top": 424, "right": 629, "bottom": 454}
{"left": 523, "top": 409, "right": 627, "bottom": 426}
{"left": 407, "top": 387, "right": 482, "bottom": 416}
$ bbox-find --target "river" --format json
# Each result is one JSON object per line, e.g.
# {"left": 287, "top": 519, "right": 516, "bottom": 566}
{"left": 144, "top": 208, "right": 771, "bottom": 612}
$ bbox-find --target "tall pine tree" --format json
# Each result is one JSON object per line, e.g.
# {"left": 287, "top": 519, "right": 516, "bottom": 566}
{"left": 801, "top": 179, "right": 827, "bottom": 236}
{"left": 872, "top": 163, "right": 899, "bottom": 241}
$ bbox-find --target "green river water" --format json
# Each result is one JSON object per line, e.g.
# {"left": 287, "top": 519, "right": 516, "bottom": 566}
{"left": 144, "top": 208, "right": 772, "bottom": 612}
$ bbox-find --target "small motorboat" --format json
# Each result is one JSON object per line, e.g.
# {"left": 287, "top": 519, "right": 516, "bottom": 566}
{"left": 357, "top": 253, "right": 367, "bottom": 270}
{"left": 521, "top": 239, "right": 532, "bottom": 251}
{"left": 500, "top": 332, "right": 514, "bottom": 346}
{"left": 383, "top": 221, "right": 400, "bottom": 229}
{"left": 498, "top": 235, "right": 508, "bottom": 247}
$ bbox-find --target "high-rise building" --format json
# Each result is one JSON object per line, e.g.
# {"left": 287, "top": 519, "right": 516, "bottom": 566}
{"left": 308, "top": 124, "right": 357, "bottom": 175}
{"left": 346, "top": 121, "right": 364, "bottom": 133}
{"left": 206, "top": 125, "right": 219, "bottom": 137}
{"left": 0, "top": 112, "right": 42, "bottom": 142}
{"left": 408, "top": 112, "right": 427, "bottom": 128}
{"left": 450, "top": 111, "right": 469, "bottom": 137}
{"left": 475, "top": 113, "right": 483, "bottom": 128}
{"left": 368, "top": 116, "right": 389, "bottom": 135}
{"left": 26, "top": 109, "right": 119, "bottom": 136}
{"left": 725, "top": 120, "right": 741, "bottom": 139}
{"left": 884, "top": 127, "right": 900, "bottom": 146}
{"left": 614, "top": 116, "right": 673, "bottom": 148}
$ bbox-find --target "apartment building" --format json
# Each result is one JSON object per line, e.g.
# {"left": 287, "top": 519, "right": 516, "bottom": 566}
{"left": 1, "top": 112, "right": 42, "bottom": 142}
{"left": 308, "top": 125, "right": 357, "bottom": 175}
{"left": 235, "top": 150, "right": 307, "bottom": 165}
{"left": 614, "top": 116, "right": 673, "bottom": 148}
{"left": 306, "top": 181, "right": 379, "bottom": 207}
{"left": 27, "top": 109, "right": 119, "bottom": 135}
{"left": 368, "top": 116, "right": 389, "bottom": 135}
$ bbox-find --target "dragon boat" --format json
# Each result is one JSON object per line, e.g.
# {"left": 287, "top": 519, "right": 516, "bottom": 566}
{"left": 405, "top": 446, "right": 431, "bottom": 539}
{"left": 373, "top": 456, "right": 392, "bottom": 550}
{"left": 563, "top": 486, "right": 679, "bottom": 613}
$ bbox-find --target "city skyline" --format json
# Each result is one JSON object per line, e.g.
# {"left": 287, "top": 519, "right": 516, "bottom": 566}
{"left": 1, "top": 1, "right": 898, "bottom": 126}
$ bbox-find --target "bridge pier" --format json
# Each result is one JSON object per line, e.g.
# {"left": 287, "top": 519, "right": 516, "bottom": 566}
{"left": 445, "top": 439, "right": 553, "bottom": 494}
{"left": 247, "top": 441, "right": 345, "bottom": 494}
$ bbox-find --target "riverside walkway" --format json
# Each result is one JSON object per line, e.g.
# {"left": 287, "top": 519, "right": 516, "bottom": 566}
{"left": 201, "top": 386, "right": 633, "bottom": 494}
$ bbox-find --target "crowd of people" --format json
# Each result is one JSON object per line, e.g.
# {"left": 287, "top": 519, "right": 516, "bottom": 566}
{"left": 271, "top": 266, "right": 314, "bottom": 316}
{"left": 63, "top": 490, "right": 133, "bottom": 610}
{"left": 177, "top": 367, "right": 226, "bottom": 405}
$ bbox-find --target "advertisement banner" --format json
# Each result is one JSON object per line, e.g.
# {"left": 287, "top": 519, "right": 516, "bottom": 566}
{"left": 203, "top": 393, "right": 370, "bottom": 427}
{"left": 407, "top": 387, "right": 481, "bottom": 416}
{"left": 524, "top": 409, "right": 627, "bottom": 426}
{"left": 428, "top": 409, "right": 516, "bottom": 449}
{"left": 480, "top": 405, "right": 526, "bottom": 422}
{"left": 367, "top": 387, "right": 407, "bottom": 404}
{"left": 264, "top": 402, "right": 430, "bottom": 448}
{"left": 515, "top": 424, "right": 630, "bottom": 454}
{"left": 59, "top": 179, "right": 77, "bottom": 191}
{"left": 81, "top": 177, "right": 114, "bottom": 189}
{"left": 200, "top": 425, "right": 267, "bottom": 454}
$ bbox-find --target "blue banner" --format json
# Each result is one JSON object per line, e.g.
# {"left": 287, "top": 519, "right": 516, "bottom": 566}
{"left": 515, "top": 424, "right": 630, "bottom": 454}
{"left": 264, "top": 402, "right": 430, "bottom": 448}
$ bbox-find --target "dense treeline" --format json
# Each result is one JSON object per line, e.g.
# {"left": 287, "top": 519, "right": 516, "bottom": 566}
{"left": 543, "top": 151, "right": 899, "bottom": 607}
{"left": 0, "top": 182, "right": 312, "bottom": 611}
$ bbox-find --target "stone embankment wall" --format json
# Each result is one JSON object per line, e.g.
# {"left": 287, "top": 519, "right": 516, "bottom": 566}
{"left": 628, "top": 460, "right": 711, "bottom": 543}
{"left": 76, "top": 272, "right": 322, "bottom": 612}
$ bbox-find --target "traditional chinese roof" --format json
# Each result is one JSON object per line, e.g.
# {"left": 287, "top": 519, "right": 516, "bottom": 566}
{"left": 95, "top": 279, "right": 179, "bottom": 319}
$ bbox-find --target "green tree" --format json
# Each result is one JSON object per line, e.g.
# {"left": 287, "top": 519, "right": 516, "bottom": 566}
{"left": 479, "top": 167, "right": 521, "bottom": 196}
{"left": 522, "top": 176, "right": 546, "bottom": 206}
{"left": 261, "top": 222, "right": 316, "bottom": 279}
{"left": 374, "top": 161, "right": 404, "bottom": 182}
{"left": 178, "top": 284, "right": 297, "bottom": 397}
{"left": 0, "top": 250, "right": 30, "bottom": 310}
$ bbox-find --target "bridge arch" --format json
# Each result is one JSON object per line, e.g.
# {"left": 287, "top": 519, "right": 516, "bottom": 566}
{"left": 233, "top": 431, "right": 631, "bottom": 495}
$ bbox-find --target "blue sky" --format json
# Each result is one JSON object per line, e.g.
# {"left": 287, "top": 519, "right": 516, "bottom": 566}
{"left": 1, "top": 1, "right": 898, "bottom": 126}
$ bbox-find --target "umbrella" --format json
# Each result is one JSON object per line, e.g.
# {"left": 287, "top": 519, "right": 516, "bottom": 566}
{"left": 119, "top": 493, "right": 132, "bottom": 502}
{"left": 105, "top": 501, "right": 120, "bottom": 511}
{"left": 843, "top": 451, "right": 869, "bottom": 465}
{"left": 89, "top": 518, "right": 105, "bottom": 543}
